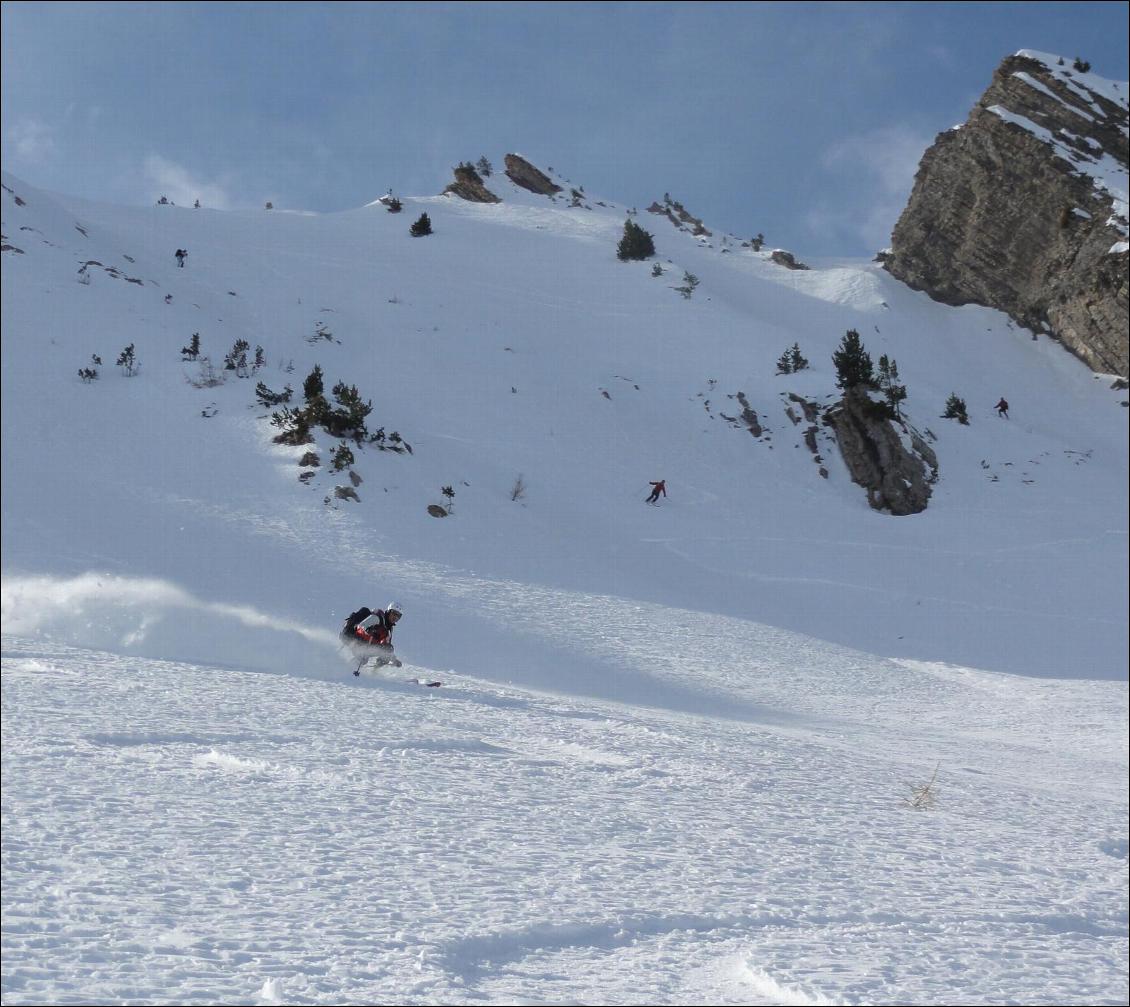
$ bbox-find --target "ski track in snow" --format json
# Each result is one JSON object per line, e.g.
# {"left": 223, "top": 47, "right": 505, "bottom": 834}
{"left": 3, "top": 636, "right": 1126, "bottom": 1006}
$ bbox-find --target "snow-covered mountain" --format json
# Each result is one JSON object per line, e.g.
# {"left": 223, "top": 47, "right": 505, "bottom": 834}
{"left": 2, "top": 141, "right": 1127, "bottom": 1006}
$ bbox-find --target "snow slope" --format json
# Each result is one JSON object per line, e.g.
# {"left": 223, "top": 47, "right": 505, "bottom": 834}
{"left": 1, "top": 168, "right": 1125, "bottom": 683}
{"left": 2, "top": 159, "right": 1128, "bottom": 1005}
{"left": 3, "top": 637, "right": 1126, "bottom": 1006}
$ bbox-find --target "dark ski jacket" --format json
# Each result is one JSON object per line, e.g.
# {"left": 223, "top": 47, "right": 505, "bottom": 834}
{"left": 355, "top": 609, "right": 395, "bottom": 646}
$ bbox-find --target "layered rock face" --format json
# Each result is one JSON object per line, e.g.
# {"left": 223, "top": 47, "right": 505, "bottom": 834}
{"left": 504, "top": 154, "right": 562, "bottom": 196}
{"left": 884, "top": 52, "right": 1129, "bottom": 376}
{"left": 442, "top": 164, "right": 500, "bottom": 203}
{"left": 824, "top": 390, "right": 937, "bottom": 516}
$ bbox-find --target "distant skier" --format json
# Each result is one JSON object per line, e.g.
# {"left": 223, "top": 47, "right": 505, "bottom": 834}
{"left": 995, "top": 397, "right": 1009, "bottom": 419}
{"left": 342, "top": 602, "right": 404, "bottom": 675}
{"left": 646, "top": 479, "right": 667, "bottom": 504}
{"left": 175, "top": 248, "right": 187, "bottom": 268}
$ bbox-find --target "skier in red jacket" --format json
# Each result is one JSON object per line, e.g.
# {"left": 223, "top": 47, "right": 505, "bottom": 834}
{"left": 343, "top": 603, "right": 403, "bottom": 675}
{"left": 646, "top": 479, "right": 667, "bottom": 504}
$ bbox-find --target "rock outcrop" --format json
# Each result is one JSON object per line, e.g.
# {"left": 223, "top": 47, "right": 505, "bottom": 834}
{"left": 884, "top": 51, "right": 1129, "bottom": 376}
{"left": 504, "top": 154, "right": 562, "bottom": 196}
{"left": 646, "top": 195, "right": 712, "bottom": 237}
{"left": 769, "top": 249, "right": 809, "bottom": 271}
{"left": 442, "top": 163, "right": 500, "bottom": 203}
{"left": 824, "top": 389, "right": 937, "bottom": 516}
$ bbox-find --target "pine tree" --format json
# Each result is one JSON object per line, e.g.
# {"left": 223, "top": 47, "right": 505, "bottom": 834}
{"left": 331, "top": 443, "right": 355, "bottom": 471}
{"left": 303, "top": 364, "right": 324, "bottom": 403}
{"left": 255, "top": 382, "right": 293, "bottom": 408}
{"left": 616, "top": 219, "right": 655, "bottom": 261}
{"left": 116, "top": 343, "right": 138, "bottom": 376}
{"left": 476, "top": 156, "right": 493, "bottom": 177}
{"left": 300, "top": 364, "right": 328, "bottom": 425}
{"left": 675, "top": 271, "right": 699, "bottom": 299}
{"left": 270, "top": 407, "right": 312, "bottom": 445}
{"left": 224, "top": 338, "right": 250, "bottom": 376}
{"left": 877, "top": 354, "right": 907, "bottom": 419}
{"left": 325, "top": 381, "right": 372, "bottom": 440}
{"left": 832, "top": 329, "right": 874, "bottom": 390}
{"left": 181, "top": 332, "right": 201, "bottom": 361}
{"left": 943, "top": 393, "right": 969, "bottom": 425}
{"left": 777, "top": 343, "right": 809, "bottom": 375}
{"left": 410, "top": 212, "right": 432, "bottom": 237}
{"left": 79, "top": 354, "right": 101, "bottom": 383}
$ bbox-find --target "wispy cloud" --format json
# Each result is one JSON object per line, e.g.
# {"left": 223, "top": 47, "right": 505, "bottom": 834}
{"left": 809, "top": 125, "right": 933, "bottom": 253}
{"left": 143, "top": 154, "right": 234, "bottom": 209}
{"left": 8, "top": 118, "right": 57, "bottom": 162}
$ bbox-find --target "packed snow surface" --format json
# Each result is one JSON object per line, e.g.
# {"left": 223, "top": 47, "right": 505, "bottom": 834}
{"left": 2, "top": 155, "right": 1127, "bottom": 1006}
{"left": 3, "top": 636, "right": 1126, "bottom": 1006}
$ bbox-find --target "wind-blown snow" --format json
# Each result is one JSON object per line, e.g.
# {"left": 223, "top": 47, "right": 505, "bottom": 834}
{"left": 2, "top": 159, "right": 1127, "bottom": 1005}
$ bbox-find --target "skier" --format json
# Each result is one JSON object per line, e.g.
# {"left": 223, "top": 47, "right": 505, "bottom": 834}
{"left": 646, "top": 479, "right": 667, "bottom": 504}
{"left": 995, "top": 397, "right": 1009, "bottom": 419}
{"left": 175, "top": 248, "right": 187, "bottom": 268}
{"left": 342, "top": 602, "right": 404, "bottom": 676}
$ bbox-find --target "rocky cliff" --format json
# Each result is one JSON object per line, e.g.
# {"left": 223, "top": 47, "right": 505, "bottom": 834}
{"left": 824, "top": 389, "right": 937, "bottom": 516}
{"left": 442, "top": 163, "right": 500, "bottom": 203}
{"left": 504, "top": 154, "right": 562, "bottom": 196}
{"left": 884, "top": 51, "right": 1129, "bottom": 376}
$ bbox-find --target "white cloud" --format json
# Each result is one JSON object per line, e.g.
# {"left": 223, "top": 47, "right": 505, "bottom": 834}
{"left": 143, "top": 153, "right": 234, "bottom": 209}
{"left": 812, "top": 125, "right": 933, "bottom": 252}
{"left": 9, "top": 118, "right": 57, "bottom": 162}
{"left": 823, "top": 125, "right": 931, "bottom": 198}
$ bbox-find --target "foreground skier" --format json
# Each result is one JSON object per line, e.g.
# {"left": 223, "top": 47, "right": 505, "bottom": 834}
{"left": 342, "top": 602, "right": 404, "bottom": 676}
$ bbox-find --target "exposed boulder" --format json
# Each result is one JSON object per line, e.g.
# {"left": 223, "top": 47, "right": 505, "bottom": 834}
{"left": 885, "top": 51, "right": 1129, "bottom": 376}
{"left": 787, "top": 392, "right": 821, "bottom": 423}
{"left": 504, "top": 154, "right": 562, "bottom": 196}
{"left": 824, "top": 388, "right": 936, "bottom": 515}
{"left": 769, "top": 249, "right": 809, "bottom": 270}
{"left": 734, "top": 392, "right": 763, "bottom": 437}
{"left": 442, "top": 163, "right": 501, "bottom": 203}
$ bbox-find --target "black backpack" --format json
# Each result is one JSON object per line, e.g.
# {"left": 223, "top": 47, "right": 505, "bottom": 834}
{"left": 341, "top": 606, "right": 372, "bottom": 640}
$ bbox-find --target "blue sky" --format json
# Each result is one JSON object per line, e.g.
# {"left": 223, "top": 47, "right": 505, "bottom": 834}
{"left": 2, "top": 1, "right": 1127, "bottom": 257}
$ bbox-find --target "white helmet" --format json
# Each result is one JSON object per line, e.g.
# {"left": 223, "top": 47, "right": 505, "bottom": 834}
{"left": 387, "top": 602, "right": 403, "bottom": 616}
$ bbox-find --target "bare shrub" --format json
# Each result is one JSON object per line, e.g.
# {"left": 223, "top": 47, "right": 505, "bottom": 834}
{"left": 903, "top": 763, "right": 940, "bottom": 811}
{"left": 187, "top": 357, "right": 225, "bottom": 388}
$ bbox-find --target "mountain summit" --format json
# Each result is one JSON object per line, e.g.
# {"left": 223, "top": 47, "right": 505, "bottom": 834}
{"left": 885, "top": 50, "right": 1129, "bottom": 376}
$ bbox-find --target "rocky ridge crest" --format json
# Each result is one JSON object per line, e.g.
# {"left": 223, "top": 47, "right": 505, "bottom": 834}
{"left": 884, "top": 51, "right": 1129, "bottom": 376}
